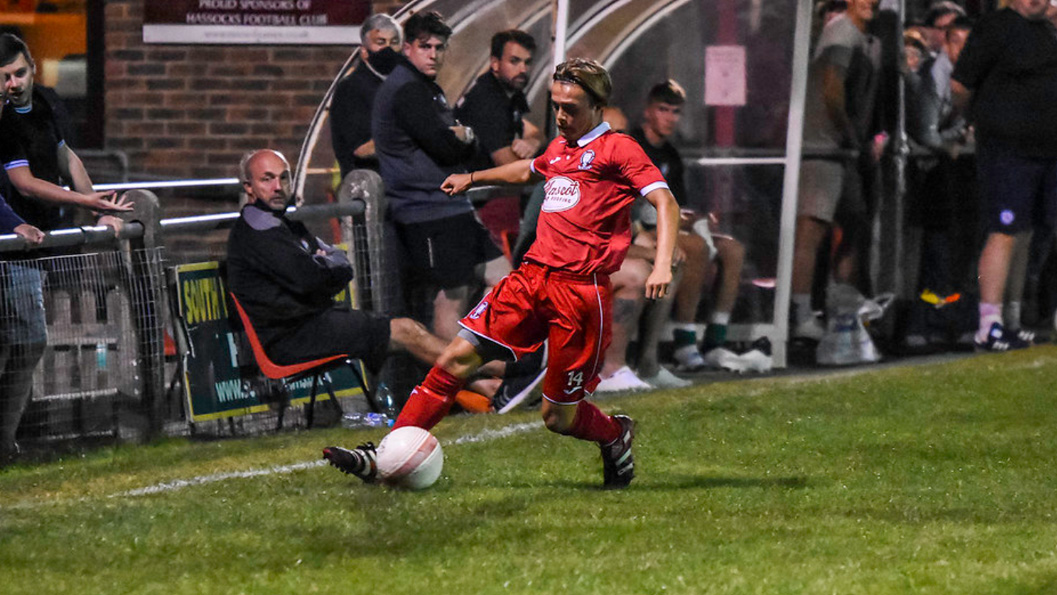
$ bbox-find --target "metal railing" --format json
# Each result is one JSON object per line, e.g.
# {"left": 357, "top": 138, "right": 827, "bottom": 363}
{"left": 2, "top": 181, "right": 374, "bottom": 447}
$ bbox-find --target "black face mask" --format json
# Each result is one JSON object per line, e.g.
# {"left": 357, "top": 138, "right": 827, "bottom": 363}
{"left": 366, "top": 46, "right": 400, "bottom": 75}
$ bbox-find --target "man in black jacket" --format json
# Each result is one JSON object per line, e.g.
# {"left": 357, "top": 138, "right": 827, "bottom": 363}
{"left": 227, "top": 149, "right": 452, "bottom": 374}
{"left": 372, "top": 11, "right": 510, "bottom": 342}
{"left": 329, "top": 13, "right": 402, "bottom": 177}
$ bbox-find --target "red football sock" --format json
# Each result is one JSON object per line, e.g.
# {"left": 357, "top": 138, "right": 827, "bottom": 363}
{"left": 565, "top": 400, "right": 621, "bottom": 444}
{"left": 393, "top": 366, "right": 465, "bottom": 431}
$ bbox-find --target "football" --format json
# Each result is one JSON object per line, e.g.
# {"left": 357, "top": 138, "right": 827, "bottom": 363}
{"left": 375, "top": 426, "right": 444, "bottom": 490}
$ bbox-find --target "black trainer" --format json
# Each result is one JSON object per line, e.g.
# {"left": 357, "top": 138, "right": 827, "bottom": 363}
{"left": 493, "top": 368, "right": 547, "bottom": 414}
{"left": 975, "top": 322, "right": 1030, "bottom": 353}
{"left": 600, "top": 415, "right": 635, "bottom": 489}
{"left": 322, "top": 443, "right": 378, "bottom": 483}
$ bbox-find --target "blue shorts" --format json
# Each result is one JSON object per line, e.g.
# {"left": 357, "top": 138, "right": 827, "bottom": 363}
{"left": 0, "top": 263, "right": 47, "bottom": 345}
{"left": 977, "top": 143, "right": 1057, "bottom": 234}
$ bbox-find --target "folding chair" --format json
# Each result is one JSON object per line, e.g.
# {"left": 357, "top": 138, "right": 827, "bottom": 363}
{"left": 229, "top": 293, "right": 379, "bottom": 428}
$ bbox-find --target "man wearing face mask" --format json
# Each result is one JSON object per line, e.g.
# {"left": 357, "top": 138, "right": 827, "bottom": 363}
{"left": 330, "top": 13, "right": 403, "bottom": 177}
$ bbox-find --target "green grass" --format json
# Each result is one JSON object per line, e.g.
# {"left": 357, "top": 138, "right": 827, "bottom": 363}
{"left": 4, "top": 348, "right": 1057, "bottom": 594}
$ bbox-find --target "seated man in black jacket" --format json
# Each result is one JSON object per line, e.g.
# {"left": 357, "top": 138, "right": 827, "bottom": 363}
{"left": 227, "top": 149, "right": 453, "bottom": 376}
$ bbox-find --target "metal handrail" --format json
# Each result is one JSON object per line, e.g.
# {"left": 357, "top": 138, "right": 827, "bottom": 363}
{"left": 0, "top": 201, "right": 364, "bottom": 254}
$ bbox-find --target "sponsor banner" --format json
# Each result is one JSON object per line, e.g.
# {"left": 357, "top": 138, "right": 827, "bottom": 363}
{"left": 173, "top": 261, "right": 366, "bottom": 422}
{"left": 144, "top": 0, "right": 368, "bottom": 45}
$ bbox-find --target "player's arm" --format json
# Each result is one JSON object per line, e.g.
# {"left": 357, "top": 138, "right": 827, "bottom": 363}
{"left": 57, "top": 143, "right": 135, "bottom": 229}
{"left": 57, "top": 143, "right": 93, "bottom": 195}
{"left": 353, "top": 139, "right": 376, "bottom": 159}
{"left": 441, "top": 159, "right": 540, "bottom": 196}
{"left": 950, "top": 79, "right": 972, "bottom": 119}
{"left": 642, "top": 186, "right": 679, "bottom": 299}
{"left": 5, "top": 165, "right": 130, "bottom": 213}
{"left": 820, "top": 63, "right": 856, "bottom": 150}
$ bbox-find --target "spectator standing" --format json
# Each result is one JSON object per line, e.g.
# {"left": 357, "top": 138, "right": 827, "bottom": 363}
{"left": 330, "top": 13, "right": 402, "bottom": 178}
{"left": 921, "top": 2, "right": 966, "bottom": 59}
{"left": 372, "top": 12, "right": 510, "bottom": 342}
{"left": 951, "top": 0, "right": 1057, "bottom": 351}
{"left": 791, "top": 0, "right": 881, "bottom": 341}
{"left": 0, "top": 34, "right": 131, "bottom": 464}
{"left": 903, "top": 16, "right": 976, "bottom": 350}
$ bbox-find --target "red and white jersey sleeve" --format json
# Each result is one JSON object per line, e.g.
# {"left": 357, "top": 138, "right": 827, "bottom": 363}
{"left": 526, "top": 123, "right": 668, "bottom": 274}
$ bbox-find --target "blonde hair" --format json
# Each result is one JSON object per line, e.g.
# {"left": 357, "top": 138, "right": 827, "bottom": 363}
{"left": 553, "top": 58, "right": 611, "bottom": 106}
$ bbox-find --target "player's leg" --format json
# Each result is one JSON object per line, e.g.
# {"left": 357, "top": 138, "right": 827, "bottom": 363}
{"left": 392, "top": 335, "right": 486, "bottom": 430}
{"left": 790, "top": 215, "right": 829, "bottom": 339}
{"left": 540, "top": 275, "right": 635, "bottom": 488}
{"left": 791, "top": 160, "right": 842, "bottom": 340}
{"left": 974, "top": 143, "right": 1038, "bottom": 349}
{"left": 596, "top": 255, "right": 650, "bottom": 391}
{"left": 324, "top": 334, "right": 485, "bottom": 481}
{"left": 668, "top": 231, "right": 708, "bottom": 371}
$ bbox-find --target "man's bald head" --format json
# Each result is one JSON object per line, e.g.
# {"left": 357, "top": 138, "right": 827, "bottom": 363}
{"left": 240, "top": 149, "right": 292, "bottom": 211}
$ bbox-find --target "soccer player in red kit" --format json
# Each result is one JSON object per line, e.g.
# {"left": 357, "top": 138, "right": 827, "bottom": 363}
{"left": 324, "top": 58, "right": 679, "bottom": 489}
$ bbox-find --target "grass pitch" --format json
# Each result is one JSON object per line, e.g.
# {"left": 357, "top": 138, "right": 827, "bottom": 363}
{"left": 4, "top": 347, "right": 1057, "bottom": 594}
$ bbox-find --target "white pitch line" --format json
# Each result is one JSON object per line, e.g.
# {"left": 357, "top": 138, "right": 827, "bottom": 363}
{"left": 112, "top": 460, "right": 327, "bottom": 498}
{"left": 107, "top": 421, "right": 544, "bottom": 499}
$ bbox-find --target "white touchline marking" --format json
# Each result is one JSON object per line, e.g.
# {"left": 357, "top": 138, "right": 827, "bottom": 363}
{"left": 105, "top": 421, "right": 544, "bottom": 499}
{"left": 446, "top": 421, "right": 542, "bottom": 445}
{"left": 112, "top": 461, "right": 327, "bottom": 498}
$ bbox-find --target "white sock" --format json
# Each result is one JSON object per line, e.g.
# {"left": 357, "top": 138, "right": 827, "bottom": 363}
{"left": 977, "top": 302, "right": 1003, "bottom": 342}
{"left": 710, "top": 311, "right": 731, "bottom": 326}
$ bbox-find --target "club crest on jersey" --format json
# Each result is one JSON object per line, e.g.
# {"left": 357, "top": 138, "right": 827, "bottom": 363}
{"left": 542, "top": 176, "right": 581, "bottom": 212}
{"left": 469, "top": 300, "right": 489, "bottom": 319}
{"left": 578, "top": 150, "right": 595, "bottom": 170}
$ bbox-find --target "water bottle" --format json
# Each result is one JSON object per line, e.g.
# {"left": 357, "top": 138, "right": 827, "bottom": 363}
{"left": 341, "top": 412, "right": 393, "bottom": 429}
{"left": 374, "top": 382, "right": 400, "bottom": 418}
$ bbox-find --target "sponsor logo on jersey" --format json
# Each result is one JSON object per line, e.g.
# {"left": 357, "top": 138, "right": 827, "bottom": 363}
{"left": 578, "top": 150, "right": 595, "bottom": 170}
{"left": 542, "top": 176, "right": 581, "bottom": 212}
{"left": 1000, "top": 209, "right": 1015, "bottom": 226}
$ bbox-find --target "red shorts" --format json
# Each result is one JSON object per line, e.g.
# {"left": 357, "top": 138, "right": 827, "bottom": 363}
{"left": 459, "top": 261, "right": 612, "bottom": 403}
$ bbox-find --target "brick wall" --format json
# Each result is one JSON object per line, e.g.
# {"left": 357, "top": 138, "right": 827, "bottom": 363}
{"left": 103, "top": 0, "right": 404, "bottom": 182}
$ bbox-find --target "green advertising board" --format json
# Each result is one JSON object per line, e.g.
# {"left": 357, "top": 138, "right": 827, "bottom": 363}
{"left": 172, "top": 261, "right": 366, "bottom": 422}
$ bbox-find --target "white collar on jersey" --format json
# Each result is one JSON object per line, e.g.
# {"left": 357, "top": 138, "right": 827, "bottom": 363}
{"left": 576, "top": 121, "right": 610, "bottom": 147}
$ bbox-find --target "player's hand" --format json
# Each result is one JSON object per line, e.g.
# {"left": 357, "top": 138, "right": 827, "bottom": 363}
{"left": 644, "top": 267, "right": 673, "bottom": 300}
{"left": 13, "top": 223, "right": 44, "bottom": 244}
{"left": 441, "top": 173, "right": 472, "bottom": 196}
{"left": 86, "top": 191, "right": 135, "bottom": 214}
{"left": 673, "top": 244, "right": 687, "bottom": 267}
{"left": 98, "top": 215, "right": 125, "bottom": 234}
{"left": 511, "top": 137, "right": 541, "bottom": 159}
{"left": 450, "top": 125, "right": 475, "bottom": 144}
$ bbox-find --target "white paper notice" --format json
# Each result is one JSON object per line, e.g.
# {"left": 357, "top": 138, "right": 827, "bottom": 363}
{"left": 704, "top": 45, "right": 746, "bottom": 106}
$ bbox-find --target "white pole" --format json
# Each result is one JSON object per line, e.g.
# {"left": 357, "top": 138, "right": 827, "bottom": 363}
{"left": 552, "top": 0, "right": 569, "bottom": 70}
{"left": 772, "top": 0, "right": 813, "bottom": 368}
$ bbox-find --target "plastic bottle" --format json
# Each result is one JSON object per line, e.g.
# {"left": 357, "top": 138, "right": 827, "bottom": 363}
{"left": 341, "top": 412, "right": 393, "bottom": 429}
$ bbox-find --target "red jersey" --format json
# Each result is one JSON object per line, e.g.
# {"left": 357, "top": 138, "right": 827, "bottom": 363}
{"left": 526, "top": 123, "right": 669, "bottom": 275}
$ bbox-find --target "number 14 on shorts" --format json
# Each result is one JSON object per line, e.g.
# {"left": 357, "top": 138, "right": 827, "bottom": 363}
{"left": 564, "top": 371, "right": 584, "bottom": 395}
